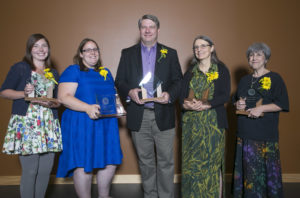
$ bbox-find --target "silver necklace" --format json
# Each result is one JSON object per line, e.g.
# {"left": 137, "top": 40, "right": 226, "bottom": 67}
{"left": 248, "top": 75, "right": 259, "bottom": 96}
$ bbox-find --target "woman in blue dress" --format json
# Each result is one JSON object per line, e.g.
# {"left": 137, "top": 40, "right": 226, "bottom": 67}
{"left": 56, "top": 38, "right": 123, "bottom": 198}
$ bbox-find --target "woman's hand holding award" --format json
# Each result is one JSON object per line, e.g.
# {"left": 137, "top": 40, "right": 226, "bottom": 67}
{"left": 235, "top": 97, "right": 264, "bottom": 117}
{"left": 96, "top": 93, "right": 126, "bottom": 118}
{"left": 24, "top": 76, "right": 59, "bottom": 107}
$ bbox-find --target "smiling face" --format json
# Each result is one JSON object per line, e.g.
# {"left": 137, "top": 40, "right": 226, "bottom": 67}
{"left": 139, "top": 19, "right": 159, "bottom": 47}
{"left": 80, "top": 41, "right": 100, "bottom": 68}
{"left": 31, "top": 39, "right": 49, "bottom": 63}
{"left": 248, "top": 51, "right": 267, "bottom": 71}
{"left": 193, "top": 39, "right": 214, "bottom": 62}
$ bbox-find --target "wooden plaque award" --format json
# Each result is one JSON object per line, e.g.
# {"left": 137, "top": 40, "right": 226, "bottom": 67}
{"left": 185, "top": 88, "right": 210, "bottom": 103}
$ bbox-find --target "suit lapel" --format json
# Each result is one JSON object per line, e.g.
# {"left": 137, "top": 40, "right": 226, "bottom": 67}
{"left": 154, "top": 43, "right": 162, "bottom": 86}
{"left": 135, "top": 44, "right": 143, "bottom": 84}
{"left": 155, "top": 43, "right": 162, "bottom": 68}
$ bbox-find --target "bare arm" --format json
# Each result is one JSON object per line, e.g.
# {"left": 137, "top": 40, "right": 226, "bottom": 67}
{"left": 58, "top": 82, "right": 100, "bottom": 119}
{"left": 247, "top": 103, "right": 282, "bottom": 118}
{"left": 0, "top": 83, "right": 35, "bottom": 100}
{"left": 0, "top": 86, "right": 61, "bottom": 108}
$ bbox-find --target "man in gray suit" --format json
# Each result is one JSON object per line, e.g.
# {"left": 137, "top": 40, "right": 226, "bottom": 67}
{"left": 115, "top": 14, "right": 182, "bottom": 198}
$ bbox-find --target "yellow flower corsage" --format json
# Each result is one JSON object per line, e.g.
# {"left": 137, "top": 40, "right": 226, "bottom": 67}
{"left": 157, "top": 48, "right": 168, "bottom": 62}
{"left": 206, "top": 71, "right": 219, "bottom": 83}
{"left": 99, "top": 66, "right": 108, "bottom": 80}
{"left": 44, "top": 68, "right": 58, "bottom": 84}
{"left": 259, "top": 77, "right": 271, "bottom": 90}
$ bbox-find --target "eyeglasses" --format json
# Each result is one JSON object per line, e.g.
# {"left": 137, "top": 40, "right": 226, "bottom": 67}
{"left": 82, "top": 48, "right": 99, "bottom": 53}
{"left": 193, "top": 44, "right": 211, "bottom": 50}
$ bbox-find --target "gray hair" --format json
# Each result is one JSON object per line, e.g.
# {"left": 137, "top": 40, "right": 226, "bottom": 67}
{"left": 246, "top": 42, "right": 271, "bottom": 60}
{"left": 138, "top": 14, "right": 160, "bottom": 29}
{"left": 193, "top": 35, "right": 214, "bottom": 46}
{"left": 191, "top": 35, "right": 224, "bottom": 66}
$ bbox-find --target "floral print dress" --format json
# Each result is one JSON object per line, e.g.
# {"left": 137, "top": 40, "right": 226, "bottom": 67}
{"left": 181, "top": 64, "right": 225, "bottom": 198}
{"left": 233, "top": 138, "right": 283, "bottom": 198}
{"left": 2, "top": 71, "right": 62, "bottom": 155}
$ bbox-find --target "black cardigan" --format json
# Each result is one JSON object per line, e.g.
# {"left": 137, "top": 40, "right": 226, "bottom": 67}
{"left": 0, "top": 61, "right": 59, "bottom": 119}
{"left": 179, "top": 63, "right": 231, "bottom": 129}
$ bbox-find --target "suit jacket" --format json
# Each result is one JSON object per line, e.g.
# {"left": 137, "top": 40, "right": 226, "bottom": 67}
{"left": 115, "top": 43, "right": 183, "bottom": 131}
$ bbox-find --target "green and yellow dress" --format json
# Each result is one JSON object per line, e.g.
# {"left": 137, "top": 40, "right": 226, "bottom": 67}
{"left": 182, "top": 64, "right": 225, "bottom": 198}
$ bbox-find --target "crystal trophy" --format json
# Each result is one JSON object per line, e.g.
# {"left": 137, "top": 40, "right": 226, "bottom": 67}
{"left": 115, "top": 94, "right": 127, "bottom": 116}
{"left": 235, "top": 88, "right": 264, "bottom": 116}
{"left": 139, "top": 72, "right": 163, "bottom": 102}
{"left": 96, "top": 93, "right": 126, "bottom": 118}
{"left": 25, "top": 78, "right": 35, "bottom": 98}
{"left": 46, "top": 84, "right": 54, "bottom": 98}
{"left": 235, "top": 98, "right": 264, "bottom": 116}
{"left": 25, "top": 76, "right": 57, "bottom": 102}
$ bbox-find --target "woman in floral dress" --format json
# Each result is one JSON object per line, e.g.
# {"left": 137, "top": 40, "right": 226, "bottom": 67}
{"left": 180, "top": 35, "right": 231, "bottom": 198}
{"left": 0, "top": 33, "right": 62, "bottom": 198}
{"left": 232, "top": 43, "right": 289, "bottom": 198}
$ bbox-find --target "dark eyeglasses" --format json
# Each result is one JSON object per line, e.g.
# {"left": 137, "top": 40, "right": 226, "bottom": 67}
{"left": 193, "top": 44, "right": 211, "bottom": 50}
{"left": 82, "top": 48, "right": 99, "bottom": 53}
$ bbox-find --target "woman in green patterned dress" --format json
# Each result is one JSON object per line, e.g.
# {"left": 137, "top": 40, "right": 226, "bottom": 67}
{"left": 180, "top": 35, "right": 231, "bottom": 198}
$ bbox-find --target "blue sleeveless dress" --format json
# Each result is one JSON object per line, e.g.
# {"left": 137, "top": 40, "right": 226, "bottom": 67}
{"left": 56, "top": 65, "right": 123, "bottom": 177}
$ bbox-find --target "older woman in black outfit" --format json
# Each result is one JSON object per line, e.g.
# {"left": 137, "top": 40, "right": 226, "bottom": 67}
{"left": 232, "top": 42, "right": 289, "bottom": 198}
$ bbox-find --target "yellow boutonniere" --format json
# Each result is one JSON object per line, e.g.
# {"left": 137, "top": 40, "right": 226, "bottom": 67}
{"left": 157, "top": 48, "right": 168, "bottom": 62}
{"left": 206, "top": 71, "right": 219, "bottom": 83}
{"left": 99, "top": 66, "right": 108, "bottom": 80}
{"left": 259, "top": 77, "right": 271, "bottom": 90}
{"left": 44, "top": 68, "right": 58, "bottom": 84}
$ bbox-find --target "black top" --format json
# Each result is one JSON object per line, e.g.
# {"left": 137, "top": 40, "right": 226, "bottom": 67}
{"left": 0, "top": 61, "right": 59, "bottom": 119}
{"left": 180, "top": 63, "right": 231, "bottom": 129}
{"left": 232, "top": 71, "right": 289, "bottom": 141}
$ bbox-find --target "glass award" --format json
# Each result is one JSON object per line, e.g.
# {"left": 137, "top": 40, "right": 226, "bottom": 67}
{"left": 24, "top": 76, "right": 57, "bottom": 103}
{"left": 96, "top": 94, "right": 117, "bottom": 115}
{"left": 115, "top": 94, "right": 127, "bottom": 116}
{"left": 96, "top": 94, "right": 126, "bottom": 118}
{"left": 139, "top": 72, "right": 163, "bottom": 102}
{"left": 235, "top": 88, "right": 264, "bottom": 116}
{"left": 26, "top": 78, "right": 35, "bottom": 98}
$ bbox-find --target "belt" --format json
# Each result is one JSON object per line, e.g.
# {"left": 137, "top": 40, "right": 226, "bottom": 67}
{"left": 144, "top": 107, "right": 154, "bottom": 110}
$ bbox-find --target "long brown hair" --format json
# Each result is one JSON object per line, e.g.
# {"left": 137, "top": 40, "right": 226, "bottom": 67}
{"left": 73, "top": 38, "right": 102, "bottom": 72}
{"left": 23, "top": 33, "right": 52, "bottom": 70}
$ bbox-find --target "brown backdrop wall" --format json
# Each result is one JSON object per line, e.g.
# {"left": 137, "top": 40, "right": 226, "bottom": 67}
{"left": 0, "top": 0, "right": 299, "bottom": 176}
